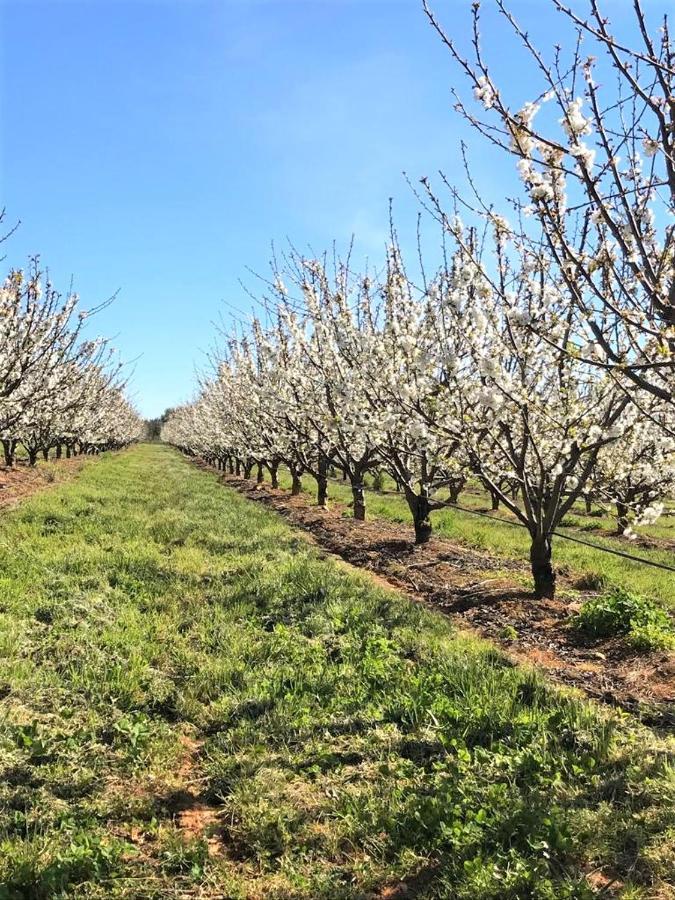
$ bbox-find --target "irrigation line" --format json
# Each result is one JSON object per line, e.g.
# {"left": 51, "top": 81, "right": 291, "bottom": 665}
{"left": 325, "top": 473, "right": 675, "bottom": 574}
{"left": 431, "top": 498, "right": 675, "bottom": 575}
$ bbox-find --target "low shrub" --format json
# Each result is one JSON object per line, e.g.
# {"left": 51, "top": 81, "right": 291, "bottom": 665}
{"left": 573, "top": 587, "right": 674, "bottom": 651}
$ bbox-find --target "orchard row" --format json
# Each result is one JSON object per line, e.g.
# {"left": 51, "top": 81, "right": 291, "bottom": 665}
{"left": 0, "top": 256, "right": 143, "bottom": 467}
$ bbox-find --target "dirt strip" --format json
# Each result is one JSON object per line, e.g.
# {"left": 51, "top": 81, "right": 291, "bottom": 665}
{"left": 205, "top": 465, "right": 674, "bottom": 730}
{"left": 0, "top": 457, "right": 88, "bottom": 512}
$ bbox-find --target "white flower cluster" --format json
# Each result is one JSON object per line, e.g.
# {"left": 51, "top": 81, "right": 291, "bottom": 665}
{"left": 561, "top": 98, "right": 592, "bottom": 139}
{"left": 473, "top": 76, "right": 496, "bottom": 110}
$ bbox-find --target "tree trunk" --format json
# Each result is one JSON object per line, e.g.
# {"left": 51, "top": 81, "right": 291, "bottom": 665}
{"left": 290, "top": 464, "right": 303, "bottom": 496}
{"left": 42, "top": 449, "right": 49, "bottom": 461}
{"left": 317, "top": 455, "right": 328, "bottom": 509}
{"left": 448, "top": 478, "right": 465, "bottom": 505}
{"left": 228, "top": 457, "right": 234, "bottom": 474}
{"left": 270, "top": 461, "right": 279, "bottom": 489}
{"left": 405, "top": 487, "right": 433, "bottom": 544}
{"left": 3, "top": 440, "right": 14, "bottom": 468}
{"left": 28, "top": 449, "right": 38, "bottom": 467}
{"left": 256, "top": 462, "right": 264, "bottom": 484}
{"left": 530, "top": 534, "right": 555, "bottom": 599}
{"left": 616, "top": 501, "right": 629, "bottom": 536}
{"left": 66, "top": 445, "right": 72, "bottom": 459}
{"left": 490, "top": 490, "right": 500, "bottom": 511}
{"left": 2, "top": 439, "right": 15, "bottom": 468}
{"left": 351, "top": 476, "right": 366, "bottom": 521}
{"left": 55, "top": 444, "right": 62, "bottom": 459}
{"left": 235, "top": 458, "right": 241, "bottom": 476}
{"left": 585, "top": 495, "right": 593, "bottom": 514}
{"left": 243, "top": 460, "right": 254, "bottom": 479}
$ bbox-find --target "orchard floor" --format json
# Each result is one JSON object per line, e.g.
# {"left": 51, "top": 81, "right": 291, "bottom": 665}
{"left": 0, "top": 456, "right": 86, "bottom": 512}
{"left": 0, "top": 443, "right": 674, "bottom": 899}
{"left": 212, "top": 469, "right": 675, "bottom": 728}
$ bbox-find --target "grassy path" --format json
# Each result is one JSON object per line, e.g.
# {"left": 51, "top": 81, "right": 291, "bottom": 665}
{"left": 0, "top": 444, "right": 673, "bottom": 899}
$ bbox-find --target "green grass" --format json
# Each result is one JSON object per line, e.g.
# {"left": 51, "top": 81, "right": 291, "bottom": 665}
{"left": 574, "top": 588, "right": 675, "bottom": 652}
{"left": 0, "top": 444, "right": 673, "bottom": 899}
{"left": 276, "top": 469, "right": 675, "bottom": 608}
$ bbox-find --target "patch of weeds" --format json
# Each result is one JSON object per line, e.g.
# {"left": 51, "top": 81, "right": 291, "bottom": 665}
{"left": 112, "top": 713, "right": 153, "bottom": 759}
{"left": 560, "top": 516, "right": 580, "bottom": 528}
{"left": 0, "top": 831, "right": 124, "bottom": 899}
{"left": 33, "top": 604, "right": 55, "bottom": 625}
{"left": 158, "top": 831, "right": 209, "bottom": 879}
{"left": 499, "top": 625, "right": 518, "bottom": 642}
{"left": 573, "top": 587, "right": 674, "bottom": 651}
{"left": 11, "top": 723, "right": 53, "bottom": 764}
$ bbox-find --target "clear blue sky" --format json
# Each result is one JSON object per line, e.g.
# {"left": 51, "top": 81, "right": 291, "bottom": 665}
{"left": 0, "top": 0, "right": 643, "bottom": 417}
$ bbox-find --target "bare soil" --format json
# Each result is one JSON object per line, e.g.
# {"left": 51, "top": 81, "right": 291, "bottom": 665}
{"left": 172, "top": 735, "right": 224, "bottom": 857}
{"left": 211, "top": 467, "right": 674, "bottom": 730}
{"left": 0, "top": 458, "right": 87, "bottom": 511}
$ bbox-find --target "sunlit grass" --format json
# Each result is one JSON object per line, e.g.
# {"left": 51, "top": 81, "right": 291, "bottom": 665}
{"left": 0, "top": 444, "right": 672, "bottom": 899}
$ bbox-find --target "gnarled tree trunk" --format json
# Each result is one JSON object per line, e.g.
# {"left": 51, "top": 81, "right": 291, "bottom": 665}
{"left": 404, "top": 487, "right": 433, "bottom": 544}
{"left": 448, "top": 477, "right": 466, "bottom": 505}
{"left": 290, "top": 464, "right": 303, "bottom": 496}
{"left": 530, "top": 533, "right": 555, "bottom": 599}
{"left": 616, "top": 501, "right": 630, "bottom": 536}
{"left": 2, "top": 439, "right": 16, "bottom": 468}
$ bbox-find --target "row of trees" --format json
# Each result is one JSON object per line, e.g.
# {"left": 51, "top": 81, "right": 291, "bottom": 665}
{"left": 0, "top": 255, "right": 143, "bottom": 467}
{"left": 162, "top": 232, "right": 674, "bottom": 598}
{"left": 163, "top": 0, "right": 675, "bottom": 599}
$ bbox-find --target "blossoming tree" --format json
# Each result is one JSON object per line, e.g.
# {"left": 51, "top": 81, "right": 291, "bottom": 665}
{"left": 424, "top": 0, "right": 675, "bottom": 412}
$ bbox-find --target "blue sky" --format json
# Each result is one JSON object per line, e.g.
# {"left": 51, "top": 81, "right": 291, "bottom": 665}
{"left": 0, "top": 0, "right": 644, "bottom": 416}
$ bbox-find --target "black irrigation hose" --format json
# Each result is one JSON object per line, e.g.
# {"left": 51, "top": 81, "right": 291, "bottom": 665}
{"left": 326, "top": 473, "right": 675, "bottom": 574}
{"left": 274, "top": 471, "right": 675, "bottom": 575}
{"left": 433, "top": 498, "right": 675, "bottom": 575}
